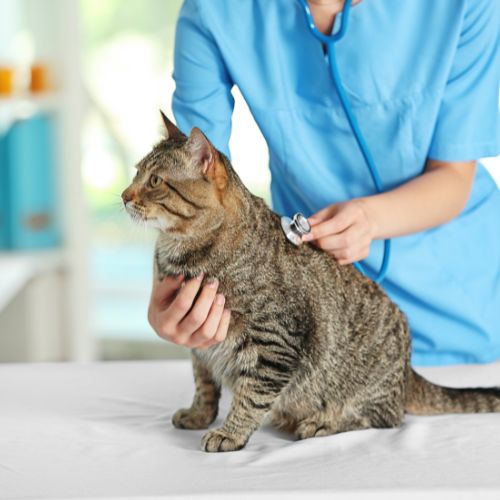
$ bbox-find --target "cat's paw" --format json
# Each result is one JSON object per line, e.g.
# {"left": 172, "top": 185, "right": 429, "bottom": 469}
{"left": 201, "top": 428, "right": 246, "bottom": 452}
{"left": 172, "top": 408, "right": 213, "bottom": 430}
{"left": 295, "top": 420, "right": 330, "bottom": 440}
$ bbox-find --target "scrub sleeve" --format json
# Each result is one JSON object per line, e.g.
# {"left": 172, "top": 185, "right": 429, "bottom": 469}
{"left": 172, "top": 0, "right": 235, "bottom": 158}
{"left": 428, "top": 0, "right": 500, "bottom": 161}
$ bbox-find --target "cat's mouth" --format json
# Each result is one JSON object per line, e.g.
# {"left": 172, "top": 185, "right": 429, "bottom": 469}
{"left": 125, "top": 201, "right": 171, "bottom": 231}
{"left": 125, "top": 201, "right": 146, "bottom": 220}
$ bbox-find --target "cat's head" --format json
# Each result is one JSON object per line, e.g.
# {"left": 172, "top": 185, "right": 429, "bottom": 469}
{"left": 122, "top": 112, "right": 237, "bottom": 238}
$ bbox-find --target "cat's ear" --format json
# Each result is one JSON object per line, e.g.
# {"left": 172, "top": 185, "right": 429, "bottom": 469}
{"left": 160, "top": 110, "right": 184, "bottom": 141}
{"left": 186, "top": 127, "right": 227, "bottom": 189}
{"left": 186, "top": 127, "right": 217, "bottom": 176}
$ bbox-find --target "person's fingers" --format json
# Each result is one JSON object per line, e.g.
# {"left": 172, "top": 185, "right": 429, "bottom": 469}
{"left": 334, "top": 242, "right": 371, "bottom": 265}
{"left": 315, "top": 231, "right": 351, "bottom": 252}
{"left": 308, "top": 204, "right": 337, "bottom": 226}
{"left": 186, "top": 294, "right": 225, "bottom": 348}
{"left": 198, "top": 308, "right": 231, "bottom": 349}
{"left": 150, "top": 274, "right": 184, "bottom": 308}
{"left": 216, "top": 308, "right": 231, "bottom": 339}
{"left": 337, "top": 249, "right": 369, "bottom": 265}
{"left": 303, "top": 210, "right": 352, "bottom": 242}
{"left": 176, "top": 278, "right": 220, "bottom": 340}
{"left": 148, "top": 275, "right": 184, "bottom": 328}
{"left": 160, "top": 273, "right": 205, "bottom": 333}
{"left": 313, "top": 222, "right": 367, "bottom": 251}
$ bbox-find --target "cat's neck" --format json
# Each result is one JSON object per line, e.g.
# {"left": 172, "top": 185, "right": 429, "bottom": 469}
{"left": 155, "top": 189, "right": 281, "bottom": 279}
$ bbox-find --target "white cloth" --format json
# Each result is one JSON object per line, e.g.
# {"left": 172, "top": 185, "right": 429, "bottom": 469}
{"left": 1, "top": 360, "right": 500, "bottom": 500}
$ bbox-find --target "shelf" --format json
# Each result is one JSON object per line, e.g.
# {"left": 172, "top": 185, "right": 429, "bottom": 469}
{"left": 0, "top": 93, "right": 60, "bottom": 134}
{"left": 0, "top": 249, "right": 66, "bottom": 312}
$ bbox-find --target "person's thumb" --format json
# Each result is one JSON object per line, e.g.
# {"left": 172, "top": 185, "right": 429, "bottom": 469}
{"left": 150, "top": 274, "right": 184, "bottom": 308}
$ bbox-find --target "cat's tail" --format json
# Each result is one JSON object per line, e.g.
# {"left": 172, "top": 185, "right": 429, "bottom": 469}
{"left": 405, "top": 368, "right": 500, "bottom": 415}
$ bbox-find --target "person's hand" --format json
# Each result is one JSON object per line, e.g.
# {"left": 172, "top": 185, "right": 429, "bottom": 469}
{"left": 147, "top": 273, "right": 231, "bottom": 349}
{"left": 302, "top": 199, "right": 377, "bottom": 265}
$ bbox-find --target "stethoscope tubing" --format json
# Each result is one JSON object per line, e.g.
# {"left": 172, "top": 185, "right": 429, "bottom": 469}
{"left": 298, "top": 0, "right": 391, "bottom": 283}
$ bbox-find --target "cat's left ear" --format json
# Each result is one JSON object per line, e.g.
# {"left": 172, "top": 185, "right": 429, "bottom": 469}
{"left": 160, "top": 110, "right": 184, "bottom": 141}
{"left": 186, "top": 127, "right": 228, "bottom": 189}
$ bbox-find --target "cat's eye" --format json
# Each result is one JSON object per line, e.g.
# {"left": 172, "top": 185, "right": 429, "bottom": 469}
{"left": 148, "top": 174, "right": 162, "bottom": 188}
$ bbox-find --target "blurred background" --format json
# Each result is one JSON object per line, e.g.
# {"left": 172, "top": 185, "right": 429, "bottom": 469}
{"left": 0, "top": 0, "right": 497, "bottom": 363}
{"left": 0, "top": 0, "right": 269, "bottom": 362}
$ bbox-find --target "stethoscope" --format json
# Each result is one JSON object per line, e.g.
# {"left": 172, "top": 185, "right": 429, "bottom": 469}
{"left": 281, "top": 0, "right": 391, "bottom": 284}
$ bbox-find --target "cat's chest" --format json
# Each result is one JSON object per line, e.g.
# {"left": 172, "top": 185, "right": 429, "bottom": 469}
{"left": 193, "top": 343, "right": 238, "bottom": 387}
{"left": 155, "top": 255, "right": 257, "bottom": 316}
{"left": 192, "top": 327, "right": 258, "bottom": 388}
{"left": 154, "top": 251, "right": 198, "bottom": 280}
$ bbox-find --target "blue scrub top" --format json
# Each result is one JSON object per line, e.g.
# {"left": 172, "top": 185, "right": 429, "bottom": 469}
{"left": 172, "top": 0, "right": 500, "bottom": 366}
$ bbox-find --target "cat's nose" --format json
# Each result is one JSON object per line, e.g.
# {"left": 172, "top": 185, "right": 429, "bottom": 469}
{"left": 121, "top": 188, "right": 135, "bottom": 205}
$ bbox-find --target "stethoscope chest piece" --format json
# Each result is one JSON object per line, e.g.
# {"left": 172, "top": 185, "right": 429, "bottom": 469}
{"left": 281, "top": 212, "right": 311, "bottom": 246}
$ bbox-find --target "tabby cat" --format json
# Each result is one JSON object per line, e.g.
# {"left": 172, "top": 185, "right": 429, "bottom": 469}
{"left": 122, "top": 113, "right": 500, "bottom": 452}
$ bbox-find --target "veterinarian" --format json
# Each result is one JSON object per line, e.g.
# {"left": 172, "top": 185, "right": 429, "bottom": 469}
{"left": 147, "top": 0, "right": 500, "bottom": 366}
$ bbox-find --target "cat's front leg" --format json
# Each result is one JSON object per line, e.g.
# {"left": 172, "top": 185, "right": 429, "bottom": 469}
{"left": 172, "top": 353, "right": 220, "bottom": 430}
{"left": 201, "top": 365, "right": 292, "bottom": 452}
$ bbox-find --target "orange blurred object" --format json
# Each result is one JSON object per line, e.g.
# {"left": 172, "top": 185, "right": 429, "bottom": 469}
{"left": 30, "top": 64, "right": 51, "bottom": 93}
{"left": 0, "top": 66, "right": 15, "bottom": 96}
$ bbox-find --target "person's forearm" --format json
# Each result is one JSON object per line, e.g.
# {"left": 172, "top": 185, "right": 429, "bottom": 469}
{"left": 359, "top": 160, "right": 476, "bottom": 240}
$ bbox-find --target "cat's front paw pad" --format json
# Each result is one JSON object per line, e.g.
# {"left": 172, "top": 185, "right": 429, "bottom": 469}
{"left": 201, "top": 428, "right": 246, "bottom": 452}
{"left": 172, "top": 408, "right": 212, "bottom": 430}
{"left": 295, "top": 420, "right": 330, "bottom": 440}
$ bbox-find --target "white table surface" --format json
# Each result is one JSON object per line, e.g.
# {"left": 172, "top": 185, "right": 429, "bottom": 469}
{"left": 1, "top": 360, "right": 500, "bottom": 500}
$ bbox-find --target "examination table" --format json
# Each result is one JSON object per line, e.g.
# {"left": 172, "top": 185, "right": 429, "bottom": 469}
{"left": 1, "top": 359, "right": 499, "bottom": 499}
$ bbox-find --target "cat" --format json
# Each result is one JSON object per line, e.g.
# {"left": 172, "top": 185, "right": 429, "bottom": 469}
{"left": 122, "top": 112, "right": 500, "bottom": 452}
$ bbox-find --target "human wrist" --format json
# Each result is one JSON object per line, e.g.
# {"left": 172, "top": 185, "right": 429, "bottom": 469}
{"left": 357, "top": 196, "right": 384, "bottom": 240}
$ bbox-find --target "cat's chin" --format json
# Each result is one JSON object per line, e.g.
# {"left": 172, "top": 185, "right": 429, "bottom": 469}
{"left": 143, "top": 219, "right": 160, "bottom": 230}
{"left": 144, "top": 218, "right": 172, "bottom": 231}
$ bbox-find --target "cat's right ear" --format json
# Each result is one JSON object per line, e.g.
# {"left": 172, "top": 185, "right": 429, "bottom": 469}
{"left": 160, "top": 110, "right": 184, "bottom": 141}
